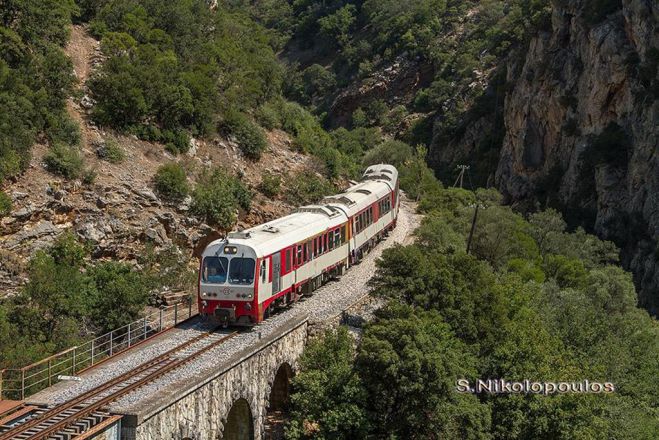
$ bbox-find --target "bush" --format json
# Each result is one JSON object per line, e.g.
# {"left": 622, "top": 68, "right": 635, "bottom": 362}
{"left": 82, "top": 168, "right": 97, "bottom": 185}
{"left": 0, "top": 191, "right": 12, "bottom": 217}
{"left": 0, "top": 150, "right": 23, "bottom": 183}
{"left": 285, "top": 172, "right": 334, "bottom": 205}
{"left": 255, "top": 102, "right": 282, "bottom": 130}
{"left": 97, "top": 139, "right": 125, "bottom": 163}
{"left": 44, "top": 144, "right": 84, "bottom": 179}
{"left": 259, "top": 171, "right": 281, "bottom": 197}
{"left": 191, "top": 169, "right": 251, "bottom": 229}
{"left": 221, "top": 111, "right": 268, "bottom": 160}
{"left": 363, "top": 140, "right": 414, "bottom": 167}
{"left": 153, "top": 163, "right": 189, "bottom": 202}
{"left": 87, "top": 262, "right": 149, "bottom": 333}
{"left": 160, "top": 129, "right": 190, "bottom": 154}
{"left": 48, "top": 115, "right": 81, "bottom": 146}
{"left": 352, "top": 108, "right": 367, "bottom": 128}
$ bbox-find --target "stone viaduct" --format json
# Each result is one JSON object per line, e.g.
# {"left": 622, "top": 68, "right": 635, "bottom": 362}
{"left": 94, "top": 315, "right": 319, "bottom": 440}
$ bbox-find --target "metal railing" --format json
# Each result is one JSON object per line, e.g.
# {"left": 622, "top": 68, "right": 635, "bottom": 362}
{"left": 0, "top": 300, "right": 197, "bottom": 400}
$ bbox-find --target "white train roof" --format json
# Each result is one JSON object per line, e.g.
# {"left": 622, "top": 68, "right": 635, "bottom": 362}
{"left": 205, "top": 165, "right": 398, "bottom": 258}
{"left": 211, "top": 207, "right": 347, "bottom": 258}
{"left": 323, "top": 165, "right": 395, "bottom": 217}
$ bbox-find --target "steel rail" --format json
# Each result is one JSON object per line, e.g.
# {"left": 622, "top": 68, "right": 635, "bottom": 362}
{"left": 0, "top": 329, "right": 236, "bottom": 440}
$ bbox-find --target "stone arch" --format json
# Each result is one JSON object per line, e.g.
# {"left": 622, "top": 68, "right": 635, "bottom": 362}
{"left": 222, "top": 398, "right": 254, "bottom": 440}
{"left": 268, "top": 362, "right": 293, "bottom": 411}
{"left": 264, "top": 362, "right": 294, "bottom": 439}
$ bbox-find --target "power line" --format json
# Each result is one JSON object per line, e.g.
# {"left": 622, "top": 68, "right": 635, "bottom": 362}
{"left": 453, "top": 165, "right": 470, "bottom": 188}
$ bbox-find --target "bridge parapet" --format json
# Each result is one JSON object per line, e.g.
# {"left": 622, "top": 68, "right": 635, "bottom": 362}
{"left": 115, "top": 315, "right": 308, "bottom": 440}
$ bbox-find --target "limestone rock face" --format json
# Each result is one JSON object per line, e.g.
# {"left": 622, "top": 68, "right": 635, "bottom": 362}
{"left": 495, "top": 0, "right": 658, "bottom": 312}
{"left": 428, "top": 1, "right": 657, "bottom": 312}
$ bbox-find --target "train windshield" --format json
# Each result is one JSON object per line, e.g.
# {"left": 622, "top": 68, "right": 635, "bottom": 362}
{"left": 229, "top": 258, "right": 255, "bottom": 285}
{"left": 202, "top": 257, "right": 228, "bottom": 283}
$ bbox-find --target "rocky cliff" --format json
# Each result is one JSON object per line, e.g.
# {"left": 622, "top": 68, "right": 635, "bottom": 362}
{"left": 434, "top": 1, "right": 658, "bottom": 312}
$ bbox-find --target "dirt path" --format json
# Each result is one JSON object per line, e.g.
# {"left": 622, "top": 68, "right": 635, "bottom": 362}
{"left": 64, "top": 25, "right": 100, "bottom": 152}
{"left": 67, "top": 24, "right": 98, "bottom": 85}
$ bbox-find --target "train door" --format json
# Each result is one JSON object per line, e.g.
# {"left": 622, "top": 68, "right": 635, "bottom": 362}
{"left": 272, "top": 253, "right": 281, "bottom": 295}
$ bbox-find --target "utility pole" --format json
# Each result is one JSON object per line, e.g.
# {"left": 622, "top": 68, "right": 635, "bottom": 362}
{"left": 466, "top": 202, "right": 480, "bottom": 255}
{"left": 453, "top": 165, "right": 470, "bottom": 188}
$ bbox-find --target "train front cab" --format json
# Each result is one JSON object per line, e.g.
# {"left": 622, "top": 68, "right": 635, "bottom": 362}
{"left": 198, "top": 241, "right": 259, "bottom": 326}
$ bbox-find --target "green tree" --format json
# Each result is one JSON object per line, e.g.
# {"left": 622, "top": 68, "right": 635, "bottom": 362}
{"left": 318, "top": 4, "right": 357, "bottom": 49}
{"left": 88, "top": 261, "right": 149, "bottom": 333}
{"left": 191, "top": 169, "right": 251, "bottom": 230}
{"left": 285, "top": 172, "right": 334, "bottom": 205}
{"left": 362, "top": 139, "right": 413, "bottom": 167}
{"left": 286, "top": 328, "right": 370, "bottom": 440}
{"left": 20, "top": 233, "right": 95, "bottom": 341}
{"left": 371, "top": 247, "right": 507, "bottom": 348}
{"left": 358, "top": 304, "right": 491, "bottom": 439}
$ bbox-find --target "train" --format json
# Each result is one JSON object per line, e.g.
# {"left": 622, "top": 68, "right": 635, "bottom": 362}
{"left": 198, "top": 164, "right": 400, "bottom": 326}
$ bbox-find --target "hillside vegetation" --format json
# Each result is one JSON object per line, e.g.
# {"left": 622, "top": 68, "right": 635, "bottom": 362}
{"left": 287, "top": 160, "right": 658, "bottom": 440}
{"left": 0, "top": 2, "right": 656, "bottom": 436}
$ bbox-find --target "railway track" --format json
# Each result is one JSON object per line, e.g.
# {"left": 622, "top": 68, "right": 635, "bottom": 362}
{"left": 0, "top": 329, "right": 237, "bottom": 440}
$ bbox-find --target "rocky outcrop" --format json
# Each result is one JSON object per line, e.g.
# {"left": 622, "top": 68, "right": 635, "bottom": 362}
{"left": 485, "top": 0, "right": 658, "bottom": 313}
{"left": 328, "top": 56, "right": 433, "bottom": 128}
{"left": 430, "top": 1, "right": 658, "bottom": 313}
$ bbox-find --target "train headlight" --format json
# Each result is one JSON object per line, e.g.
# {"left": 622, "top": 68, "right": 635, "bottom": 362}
{"left": 245, "top": 303, "right": 252, "bottom": 311}
{"left": 202, "top": 300, "right": 208, "bottom": 308}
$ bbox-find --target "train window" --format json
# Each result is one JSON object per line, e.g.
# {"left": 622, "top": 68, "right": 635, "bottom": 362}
{"left": 202, "top": 257, "right": 228, "bottom": 284}
{"left": 229, "top": 258, "right": 255, "bottom": 285}
{"left": 297, "top": 245, "right": 303, "bottom": 265}
{"left": 335, "top": 229, "right": 341, "bottom": 246}
{"left": 329, "top": 231, "right": 335, "bottom": 250}
{"left": 286, "top": 249, "right": 292, "bottom": 271}
{"left": 341, "top": 225, "right": 346, "bottom": 242}
{"left": 260, "top": 260, "right": 266, "bottom": 282}
{"left": 305, "top": 242, "right": 310, "bottom": 260}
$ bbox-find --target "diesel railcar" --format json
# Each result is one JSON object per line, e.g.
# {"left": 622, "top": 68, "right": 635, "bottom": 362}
{"left": 198, "top": 164, "right": 400, "bottom": 326}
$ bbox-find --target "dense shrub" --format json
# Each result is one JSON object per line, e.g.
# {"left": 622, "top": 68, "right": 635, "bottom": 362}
{"left": 255, "top": 102, "right": 282, "bottom": 130}
{"left": 0, "top": 1, "right": 77, "bottom": 184}
{"left": 0, "top": 191, "right": 12, "bottom": 217}
{"left": 44, "top": 144, "right": 85, "bottom": 179}
{"left": 362, "top": 140, "right": 414, "bottom": 167}
{"left": 0, "top": 233, "right": 153, "bottom": 371}
{"left": 221, "top": 111, "right": 268, "bottom": 160}
{"left": 258, "top": 171, "right": 281, "bottom": 197}
{"left": 97, "top": 139, "right": 125, "bottom": 163}
{"left": 153, "top": 163, "right": 189, "bottom": 202}
{"left": 87, "top": 262, "right": 149, "bottom": 333}
{"left": 285, "top": 172, "right": 334, "bottom": 205}
{"left": 191, "top": 169, "right": 251, "bottom": 230}
{"left": 88, "top": 0, "right": 282, "bottom": 138}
